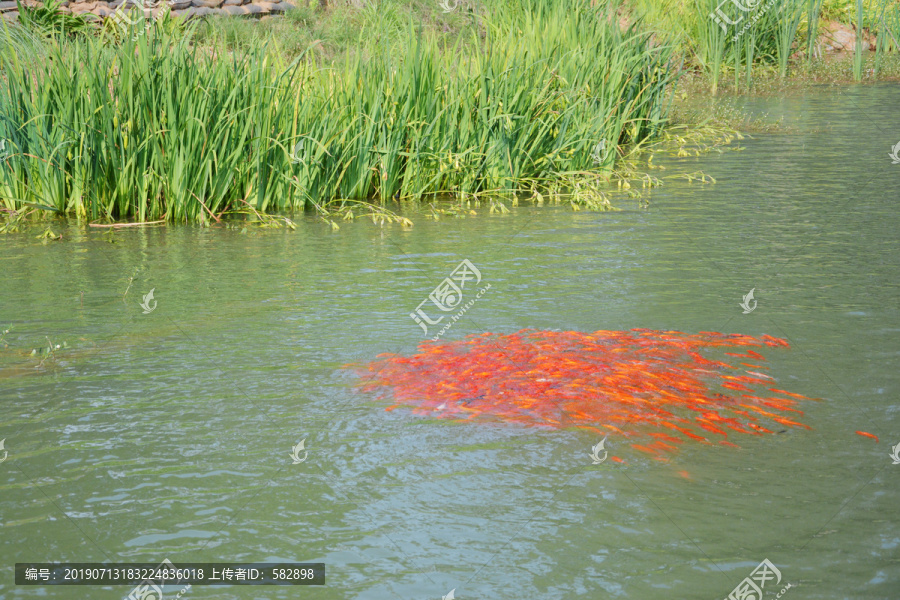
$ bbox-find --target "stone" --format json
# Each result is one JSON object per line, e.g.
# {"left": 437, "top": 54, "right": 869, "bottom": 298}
{"left": 184, "top": 5, "right": 214, "bottom": 16}
{"left": 830, "top": 30, "right": 855, "bottom": 50}
{"left": 818, "top": 20, "right": 857, "bottom": 52}
{"left": 0, "top": 0, "right": 296, "bottom": 20}
{"left": 70, "top": 1, "right": 97, "bottom": 11}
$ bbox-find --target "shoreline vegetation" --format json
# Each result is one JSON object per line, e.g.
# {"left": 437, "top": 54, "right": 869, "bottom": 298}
{"left": 0, "top": 0, "right": 897, "bottom": 228}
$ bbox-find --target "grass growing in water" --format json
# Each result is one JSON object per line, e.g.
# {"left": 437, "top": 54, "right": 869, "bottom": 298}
{"left": 633, "top": 0, "right": 900, "bottom": 92}
{"left": 0, "top": 0, "right": 679, "bottom": 223}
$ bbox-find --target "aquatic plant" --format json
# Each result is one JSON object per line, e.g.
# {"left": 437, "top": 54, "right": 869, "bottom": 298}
{"left": 98, "top": 4, "right": 187, "bottom": 45}
{"left": 775, "top": 0, "right": 807, "bottom": 77}
{"left": 691, "top": 0, "right": 730, "bottom": 95}
{"left": 15, "top": 0, "right": 98, "bottom": 39}
{"left": 852, "top": 0, "right": 866, "bottom": 80}
{"left": 873, "top": 0, "right": 900, "bottom": 74}
{"left": 806, "top": 0, "right": 825, "bottom": 63}
{"left": 633, "top": 0, "right": 897, "bottom": 93}
{"left": 0, "top": 0, "right": 678, "bottom": 223}
{"left": 355, "top": 329, "right": 817, "bottom": 459}
{"left": 0, "top": 18, "right": 47, "bottom": 74}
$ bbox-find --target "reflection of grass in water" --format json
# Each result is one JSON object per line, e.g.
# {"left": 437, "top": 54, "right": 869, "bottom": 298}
{"left": 0, "top": 275, "right": 193, "bottom": 380}
{"left": 669, "top": 51, "right": 900, "bottom": 135}
{"left": 0, "top": 329, "right": 70, "bottom": 377}
{"left": 669, "top": 90, "right": 795, "bottom": 133}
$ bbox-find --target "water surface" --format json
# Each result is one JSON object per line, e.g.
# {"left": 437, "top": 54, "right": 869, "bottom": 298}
{"left": 1, "top": 84, "right": 898, "bottom": 600}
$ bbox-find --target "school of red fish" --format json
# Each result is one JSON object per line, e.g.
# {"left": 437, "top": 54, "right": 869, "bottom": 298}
{"left": 352, "top": 329, "right": 817, "bottom": 459}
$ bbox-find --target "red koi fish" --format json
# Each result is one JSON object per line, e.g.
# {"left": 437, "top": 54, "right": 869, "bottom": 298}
{"left": 350, "top": 329, "right": 816, "bottom": 457}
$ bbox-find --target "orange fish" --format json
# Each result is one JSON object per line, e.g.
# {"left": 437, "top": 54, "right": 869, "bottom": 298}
{"left": 352, "top": 329, "right": 814, "bottom": 457}
{"left": 855, "top": 431, "right": 879, "bottom": 442}
{"left": 768, "top": 387, "right": 817, "bottom": 400}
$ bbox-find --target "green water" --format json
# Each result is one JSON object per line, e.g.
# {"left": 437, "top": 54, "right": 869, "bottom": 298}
{"left": 1, "top": 84, "right": 899, "bottom": 600}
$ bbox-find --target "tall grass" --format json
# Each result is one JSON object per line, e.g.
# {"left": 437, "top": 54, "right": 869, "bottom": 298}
{"left": 692, "top": 0, "right": 730, "bottom": 95}
{"left": 806, "top": 0, "right": 825, "bottom": 63}
{"left": 875, "top": 0, "right": 900, "bottom": 76}
{"left": 686, "top": 0, "right": 792, "bottom": 92}
{"left": 0, "top": 0, "right": 678, "bottom": 222}
{"left": 883, "top": 1, "right": 900, "bottom": 50}
{"left": 775, "top": 0, "right": 806, "bottom": 77}
{"left": 0, "top": 19, "right": 47, "bottom": 74}
{"left": 635, "top": 0, "right": 896, "bottom": 92}
{"left": 852, "top": 0, "right": 865, "bottom": 79}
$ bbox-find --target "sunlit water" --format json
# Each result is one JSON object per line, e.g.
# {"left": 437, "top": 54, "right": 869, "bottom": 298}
{"left": 1, "top": 84, "right": 898, "bottom": 600}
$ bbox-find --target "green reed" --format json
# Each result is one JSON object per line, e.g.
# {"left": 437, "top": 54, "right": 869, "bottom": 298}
{"left": 852, "top": 0, "right": 865, "bottom": 80}
{"left": 774, "top": 0, "right": 806, "bottom": 77}
{"left": 805, "top": 0, "right": 824, "bottom": 64}
{"left": 692, "top": 0, "right": 730, "bottom": 95}
{"left": 0, "top": 0, "right": 678, "bottom": 222}
{"left": 873, "top": 0, "right": 899, "bottom": 76}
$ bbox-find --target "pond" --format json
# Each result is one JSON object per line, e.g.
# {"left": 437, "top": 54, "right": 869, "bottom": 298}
{"left": 1, "top": 83, "right": 899, "bottom": 599}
